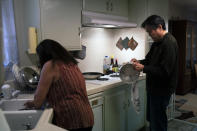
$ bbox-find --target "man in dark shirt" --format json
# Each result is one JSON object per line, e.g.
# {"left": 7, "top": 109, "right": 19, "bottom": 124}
{"left": 132, "top": 15, "right": 178, "bottom": 131}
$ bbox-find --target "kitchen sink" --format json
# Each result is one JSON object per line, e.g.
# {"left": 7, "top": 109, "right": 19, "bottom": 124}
{"left": 4, "top": 110, "right": 43, "bottom": 131}
{"left": 0, "top": 99, "right": 32, "bottom": 111}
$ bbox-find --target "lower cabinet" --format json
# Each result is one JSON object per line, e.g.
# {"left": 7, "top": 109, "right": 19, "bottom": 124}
{"left": 104, "top": 86, "right": 127, "bottom": 131}
{"left": 88, "top": 79, "right": 146, "bottom": 131}
{"left": 127, "top": 80, "right": 146, "bottom": 131}
{"left": 89, "top": 93, "right": 104, "bottom": 131}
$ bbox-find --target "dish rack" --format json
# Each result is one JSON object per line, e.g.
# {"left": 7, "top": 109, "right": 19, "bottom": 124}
{"left": 12, "top": 64, "right": 25, "bottom": 90}
{"left": 167, "top": 93, "right": 176, "bottom": 121}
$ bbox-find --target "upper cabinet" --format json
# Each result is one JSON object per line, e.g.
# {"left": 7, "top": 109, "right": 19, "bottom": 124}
{"left": 83, "top": 0, "right": 128, "bottom": 17}
{"left": 129, "top": 0, "right": 169, "bottom": 27}
{"left": 15, "top": 0, "right": 82, "bottom": 52}
{"left": 40, "top": 0, "right": 82, "bottom": 50}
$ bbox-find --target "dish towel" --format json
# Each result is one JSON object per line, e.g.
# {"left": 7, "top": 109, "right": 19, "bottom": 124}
{"left": 130, "top": 82, "right": 140, "bottom": 114}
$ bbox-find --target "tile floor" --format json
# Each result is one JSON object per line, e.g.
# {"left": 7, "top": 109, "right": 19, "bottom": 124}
{"left": 168, "top": 119, "right": 197, "bottom": 131}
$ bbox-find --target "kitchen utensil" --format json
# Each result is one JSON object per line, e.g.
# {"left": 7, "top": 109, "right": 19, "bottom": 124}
{"left": 82, "top": 72, "right": 104, "bottom": 80}
{"left": 19, "top": 67, "right": 39, "bottom": 90}
{"left": 12, "top": 64, "right": 40, "bottom": 91}
{"left": 128, "top": 37, "right": 138, "bottom": 51}
{"left": 12, "top": 64, "right": 25, "bottom": 89}
{"left": 1, "top": 84, "right": 12, "bottom": 99}
{"left": 116, "top": 37, "right": 123, "bottom": 50}
{"left": 119, "top": 63, "right": 140, "bottom": 113}
{"left": 70, "top": 45, "right": 86, "bottom": 60}
{"left": 121, "top": 37, "right": 129, "bottom": 50}
{"left": 120, "top": 63, "right": 140, "bottom": 84}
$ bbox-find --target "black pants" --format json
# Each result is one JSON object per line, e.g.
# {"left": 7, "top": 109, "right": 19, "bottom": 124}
{"left": 147, "top": 93, "right": 171, "bottom": 131}
{"left": 69, "top": 127, "right": 93, "bottom": 131}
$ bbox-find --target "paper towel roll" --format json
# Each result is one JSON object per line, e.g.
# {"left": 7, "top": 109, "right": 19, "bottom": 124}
{"left": 28, "top": 27, "right": 37, "bottom": 54}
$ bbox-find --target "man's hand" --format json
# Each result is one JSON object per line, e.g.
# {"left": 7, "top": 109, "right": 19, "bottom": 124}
{"left": 133, "top": 62, "right": 144, "bottom": 71}
{"left": 131, "top": 58, "right": 139, "bottom": 64}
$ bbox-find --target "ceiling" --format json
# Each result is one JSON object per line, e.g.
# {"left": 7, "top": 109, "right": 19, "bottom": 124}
{"left": 172, "top": 0, "right": 197, "bottom": 11}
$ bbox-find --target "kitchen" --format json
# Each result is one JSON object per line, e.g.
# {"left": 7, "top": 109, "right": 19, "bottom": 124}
{"left": 0, "top": 0, "right": 197, "bottom": 131}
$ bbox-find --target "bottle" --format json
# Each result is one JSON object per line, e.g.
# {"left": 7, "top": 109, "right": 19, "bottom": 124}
{"left": 110, "top": 56, "right": 115, "bottom": 72}
{"left": 1, "top": 84, "right": 12, "bottom": 99}
{"left": 114, "top": 59, "right": 119, "bottom": 73}
{"left": 103, "top": 56, "right": 109, "bottom": 74}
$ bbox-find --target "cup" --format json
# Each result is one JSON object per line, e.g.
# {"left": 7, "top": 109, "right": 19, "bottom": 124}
{"left": 1, "top": 84, "right": 12, "bottom": 99}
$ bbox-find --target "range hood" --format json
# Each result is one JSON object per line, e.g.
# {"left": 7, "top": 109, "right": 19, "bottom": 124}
{"left": 82, "top": 11, "right": 137, "bottom": 28}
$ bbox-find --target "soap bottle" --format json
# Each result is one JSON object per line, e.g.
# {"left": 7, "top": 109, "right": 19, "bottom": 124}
{"left": 103, "top": 56, "right": 109, "bottom": 74}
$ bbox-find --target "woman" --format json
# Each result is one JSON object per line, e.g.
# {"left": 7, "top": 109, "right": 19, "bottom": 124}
{"left": 24, "top": 39, "right": 94, "bottom": 131}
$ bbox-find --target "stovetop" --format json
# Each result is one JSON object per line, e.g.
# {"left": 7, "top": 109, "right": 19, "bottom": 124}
{"left": 85, "top": 73, "right": 121, "bottom": 85}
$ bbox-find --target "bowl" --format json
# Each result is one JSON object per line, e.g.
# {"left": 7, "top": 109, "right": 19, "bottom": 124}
{"left": 19, "top": 67, "right": 40, "bottom": 90}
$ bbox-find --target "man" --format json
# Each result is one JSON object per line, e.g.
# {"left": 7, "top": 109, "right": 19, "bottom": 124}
{"left": 132, "top": 15, "right": 178, "bottom": 131}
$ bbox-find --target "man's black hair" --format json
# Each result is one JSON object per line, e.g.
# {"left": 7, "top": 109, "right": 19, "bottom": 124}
{"left": 141, "top": 15, "right": 166, "bottom": 30}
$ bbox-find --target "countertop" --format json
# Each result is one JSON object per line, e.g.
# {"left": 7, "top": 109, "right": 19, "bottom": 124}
{"left": 1, "top": 75, "right": 146, "bottom": 131}
{"left": 86, "top": 75, "right": 145, "bottom": 95}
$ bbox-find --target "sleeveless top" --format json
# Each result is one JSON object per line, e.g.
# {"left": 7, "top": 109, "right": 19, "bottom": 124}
{"left": 47, "top": 62, "right": 94, "bottom": 130}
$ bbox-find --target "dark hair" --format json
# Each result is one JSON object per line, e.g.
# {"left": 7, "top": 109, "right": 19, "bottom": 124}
{"left": 36, "top": 39, "right": 78, "bottom": 68}
{"left": 141, "top": 15, "right": 166, "bottom": 30}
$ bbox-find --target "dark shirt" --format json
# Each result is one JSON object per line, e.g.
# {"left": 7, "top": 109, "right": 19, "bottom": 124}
{"left": 140, "top": 33, "right": 178, "bottom": 96}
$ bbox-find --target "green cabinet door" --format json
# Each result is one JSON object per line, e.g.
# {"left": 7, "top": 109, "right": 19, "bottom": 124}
{"left": 83, "top": 0, "right": 109, "bottom": 14}
{"left": 89, "top": 96, "right": 104, "bottom": 131}
{"left": 104, "top": 86, "right": 127, "bottom": 131}
{"left": 83, "top": 0, "right": 128, "bottom": 17}
{"left": 40, "top": 0, "right": 82, "bottom": 50}
{"left": 111, "top": 0, "right": 128, "bottom": 17}
{"left": 127, "top": 80, "right": 146, "bottom": 131}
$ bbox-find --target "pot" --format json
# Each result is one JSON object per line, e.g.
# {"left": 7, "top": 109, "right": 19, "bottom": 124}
{"left": 82, "top": 72, "right": 104, "bottom": 80}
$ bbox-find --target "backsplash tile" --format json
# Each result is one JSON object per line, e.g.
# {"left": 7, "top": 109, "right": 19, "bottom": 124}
{"left": 78, "top": 27, "right": 148, "bottom": 73}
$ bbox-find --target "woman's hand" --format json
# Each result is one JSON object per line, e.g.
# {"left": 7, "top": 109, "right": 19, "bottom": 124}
{"left": 24, "top": 101, "right": 35, "bottom": 109}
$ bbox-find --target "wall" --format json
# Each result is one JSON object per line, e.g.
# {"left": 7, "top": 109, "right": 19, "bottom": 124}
{"left": 13, "top": 0, "right": 39, "bottom": 67}
{"left": 169, "top": 0, "right": 197, "bottom": 21}
{"left": 78, "top": 27, "right": 147, "bottom": 73}
{"left": 0, "top": 1, "right": 4, "bottom": 86}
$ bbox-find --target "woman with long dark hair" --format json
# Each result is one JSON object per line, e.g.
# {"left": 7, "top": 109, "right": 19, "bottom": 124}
{"left": 25, "top": 39, "right": 94, "bottom": 131}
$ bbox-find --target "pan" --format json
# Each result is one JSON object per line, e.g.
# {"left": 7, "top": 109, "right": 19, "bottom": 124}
{"left": 82, "top": 72, "right": 104, "bottom": 80}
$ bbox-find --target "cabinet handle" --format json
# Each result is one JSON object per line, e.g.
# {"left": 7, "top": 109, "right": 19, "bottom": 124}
{"left": 78, "top": 27, "right": 81, "bottom": 37}
{"left": 106, "top": 1, "right": 109, "bottom": 11}
{"left": 92, "top": 100, "right": 98, "bottom": 106}
{"left": 128, "top": 99, "right": 130, "bottom": 107}
{"left": 123, "top": 102, "right": 127, "bottom": 110}
{"left": 110, "top": 2, "right": 113, "bottom": 11}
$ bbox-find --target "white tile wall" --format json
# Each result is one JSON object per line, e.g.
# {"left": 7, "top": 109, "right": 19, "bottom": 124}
{"left": 78, "top": 27, "right": 149, "bottom": 73}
